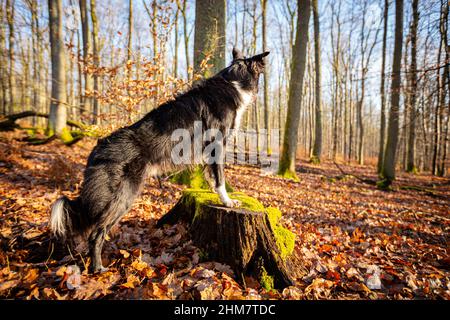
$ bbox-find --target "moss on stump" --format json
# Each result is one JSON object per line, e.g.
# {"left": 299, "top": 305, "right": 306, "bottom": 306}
{"left": 170, "top": 166, "right": 234, "bottom": 192}
{"left": 157, "top": 189, "right": 302, "bottom": 290}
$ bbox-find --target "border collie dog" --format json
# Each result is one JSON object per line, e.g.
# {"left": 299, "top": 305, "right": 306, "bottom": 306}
{"left": 50, "top": 48, "right": 270, "bottom": 273}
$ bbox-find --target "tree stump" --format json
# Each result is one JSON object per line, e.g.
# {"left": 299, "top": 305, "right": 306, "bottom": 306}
{"left": 157, "top": 189, "right": 302, "bottom": 290}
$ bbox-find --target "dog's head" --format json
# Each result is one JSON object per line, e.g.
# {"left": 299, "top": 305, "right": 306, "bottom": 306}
{"left": 220, "top": 48, "right": 270, "bottom": 92}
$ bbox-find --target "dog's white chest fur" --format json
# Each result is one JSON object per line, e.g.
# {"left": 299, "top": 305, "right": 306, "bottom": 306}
{"left": 232, "top": 82, "right": 253, "bottom": 130}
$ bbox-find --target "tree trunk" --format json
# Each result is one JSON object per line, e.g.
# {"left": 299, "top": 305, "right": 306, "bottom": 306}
{"left": 311, "top": 0, "right": 322, "bottom": 163}
{"left": 439, "top": 0, "right": 449, "bottom": 176}
{"left": 193, "top": 0, "right": 226, "bottom": 76}
{"left": 377, "top": 0, "right": 389, "bottom": 174}
{"left": 76, "top": 28, "right": 83, "bottom": 120}
{"left": 261, "top": 0, "right": 271, "bottom": 155}
{"left": 127, "top": 0, "right": 133, "bottom": 63}
{"left": 6, "top": 0, "right": 16, "bottom": 114}
{"left": 278, "top": 0, "right": 311, "bottom": 180}
{"left": 30, "top": 0, "right": 41, "bottom": 125}
{"left": 157, "top": 190, "right": 303, "bottom": 290}
{"left": 432, "top": 3, "right": 444, "bottom": 176}
{"left": 47, "top": 0, "right": 71, "bottom": 141}
{"left": 174, "top": 4, "right": 179, "bottom": 78}
{"left": 380, "top": 0, "right": 404, "bottom": 187}
{"left": 90, "top": 0, "right": 100, "bottom": 125}
{"left": 79, "top": 0, "right": 93, "bottom": 117}
{"left": 0, "top": 2, "right": 7, "bottom": 115}
{"left": 179, "top": 0, "right": 190, "bottom": 80}
{"left": 407, "top": 0, "right": 419, "bottom": 173}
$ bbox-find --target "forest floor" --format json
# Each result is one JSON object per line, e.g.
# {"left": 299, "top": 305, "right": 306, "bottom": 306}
{"left": 0, "top": 130, "right": 449, "bottom": 300}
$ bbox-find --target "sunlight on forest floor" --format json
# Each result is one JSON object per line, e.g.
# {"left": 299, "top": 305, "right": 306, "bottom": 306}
{"left": 0, "top": 131, "right": 449, "bottom": 300}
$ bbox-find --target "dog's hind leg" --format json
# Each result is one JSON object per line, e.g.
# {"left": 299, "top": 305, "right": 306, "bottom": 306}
{"left": 88, "top": 226, "right": 107, "bottom": 273}
{"left": 88, "top": 186, "right": 140, "bottom": 273}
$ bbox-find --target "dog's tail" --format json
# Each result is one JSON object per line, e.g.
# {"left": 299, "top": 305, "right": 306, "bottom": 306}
{"left": 50, "top": 196, "right": 83, "bottom": 241}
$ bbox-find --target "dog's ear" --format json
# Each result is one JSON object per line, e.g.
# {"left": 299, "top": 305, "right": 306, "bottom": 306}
{"left": 251, "top": 51, "right": 270, "bottom": 62}
{"left": 249, "top": 51, "right": 270, "bottom": 72}
{"left": 232, "top": 47, "right": 244, "bottom": 61}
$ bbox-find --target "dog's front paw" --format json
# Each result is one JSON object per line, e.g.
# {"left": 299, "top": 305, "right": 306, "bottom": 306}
{"left": 223, "top": 199, "right": 241, "bottom": 208}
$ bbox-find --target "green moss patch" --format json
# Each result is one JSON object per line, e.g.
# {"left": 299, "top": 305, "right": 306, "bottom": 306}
{"left": 181, "top": 189, "right": 265, "bottom": 214}
{"left": 310, "top": 156, "right": 321, "bottom": 164}
{"left": 60, "top": 127, "right": 73, "bottom": 143}
{"left": 171, "top": 167, "right": 234, "bottom": 192}
{"left": 277, "top": 169, "right": 300, "bottom": 182}
{"left": 266, "top": 207, "right": 295, "bottom": 260}
{"left": 259, "top": 266, "right": 275, "bottom": 291}
{"left": 376, "top": 178, "right": 393, "bottom": 191}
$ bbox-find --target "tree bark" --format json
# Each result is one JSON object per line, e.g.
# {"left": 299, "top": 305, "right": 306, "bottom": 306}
{"left": 90, "top": 0, "right": 100, "bottom": 125}
{"left": 381, "top": 0, "right": 404, "bottom": 187}
{"left": 79, "top": 0, "right": 93, "bottom": 117}
{"left": 311, "top": 0, "right": 322, "bottom": 163}
{"left": 0, "top": 2, "right": 7, "bottom": 115}
{"left": 377, "top": 0, "right": 389, "bottom": 174}
{"left": 30, "top": 0, "right": 41, "bottom": 126}
{"left": 6, "top": 0, "right": 16, "bottom": 114}
{"left": 439, "top": 0, "right": 449, "bottom": 176}
{"left": 174, "top": 3, "right": 179, "bottom": 78}
{"left": 157, "top": 190, "right": 303, "bottom": 289}
{"left": 193, "top": 0, "right": 226, "bottom": 76}
{"left": 432, "top": 2, "right": 445, "bottom": 176}
{"left": 48, "top": 0, "right": 71, "bottom": 140}
{"left": 278, "top": 0, "right": 311, "bottom": 180}
{"left": 407, "top": 0, "right": 419, "bottom": 173}
{"left": 127, "top": 0, "right": 133, "bottom": 64}
{"left": 261, "top": 0, "right": 271, "bottom": 154}
{"left": 179, "top": 0, "right": 190, "bottom": 80}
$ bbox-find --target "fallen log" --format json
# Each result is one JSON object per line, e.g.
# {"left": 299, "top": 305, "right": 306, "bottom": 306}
{"left": 0, "top": 111, "right": 85, "bottom": 131}
{"left": 157, "top": 189, "right": 303, "bottom": 290}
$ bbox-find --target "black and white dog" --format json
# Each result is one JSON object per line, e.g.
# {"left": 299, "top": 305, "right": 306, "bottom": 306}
{"left": 50, "top": 48, "right": 269, "bottom": 273}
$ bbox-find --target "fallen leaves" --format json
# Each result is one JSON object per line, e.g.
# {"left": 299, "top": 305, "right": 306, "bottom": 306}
{"left": 305, "top": 278, "right": 335, "bottom": 299}
{"left": 0, "top": 132, "right": 449, "bottom": 300}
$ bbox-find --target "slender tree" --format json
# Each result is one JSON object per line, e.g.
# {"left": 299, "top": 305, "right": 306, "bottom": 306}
{"left": 357, "top": 0, "right": 381, "bottom": 165}
{"left": 437, "top": 0, "right": 449, "bottom": 176}
{"left": 380, "top": 0, "right": 404, "bottom": 187}
{"left": 0, "top": 2, "right": 7, "bottom": 115}
{"left": 311, "top": 0, "right": 322, "bottom": 163}
{"left": 79, "top": 0, "right": 93, "bottom": 117}
{"left": 48, "top": 0, "right": 71, "bottom": 141}
{"left": 377, "top": 0, "right": 389, "bottom": 174}
{"left": 432, "top": 2, "right": 444, "bottom": 175}
{"left": 29, "top": 0, "right": 41, "bottom": 123}
{"left": 173, "top": 3, "right": 180, "bottom": 78}
{"left": 6, "top": 0, "right": 15, "bottom": 114}
{"left": 127, "top": 0, "right": 133, "bottom": 64}
{"left": 178, "top": 0, "right": 191, "bottom": 80}
{"left": 278, "top": 0, "right": 311, "bottom": 180}
{"left": 90, "top": 0, "right": 100, "bottom": 125}
{"left": 439, "top": 0, "right": 449, "bottom": 176}
{"left": 261, "top": 0, "right": 271, "bottom": 154}
{"left": 407, "top": 0, "right": 419, "bottom": 173}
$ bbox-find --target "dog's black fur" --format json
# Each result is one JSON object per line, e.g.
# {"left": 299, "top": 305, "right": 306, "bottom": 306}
{"left": 50, "top": 48, "right": 269, "bottom": 273}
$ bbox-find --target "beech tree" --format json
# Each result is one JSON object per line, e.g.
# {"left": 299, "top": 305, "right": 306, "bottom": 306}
{"left": 278, "top": 0, "right": 311, "bottom": 180}
{"left": 47, "top": 0, "right": 71, "bottom": 141}
{"left": 380, "top": 0, "right": 404, "bottom": 188}
{"left": 311, "top": 0, "right": 322, "bottom": 164}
